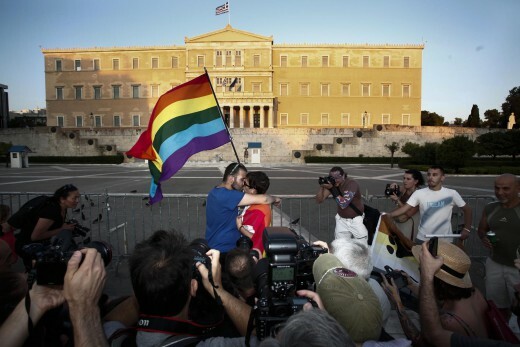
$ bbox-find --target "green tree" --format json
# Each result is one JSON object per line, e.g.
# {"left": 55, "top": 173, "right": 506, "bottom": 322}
{"left": 482, "top": 109, "right": 501, "bottom": 128}
{"left": 453, "top": 118, "right": 463, "bottom": 126}
{"left": 385, "top": 142, "right": 400, "bottom": 168}
{"left": 504, "top": 130, "right": 520, "bottom": 159}
{"left": 401, "top": 141, "right": 439, "bottom": 164}
{"left": 437, "top": 136, "right": 475, "bottom": 172}
{"left": 464, "top": 104, "right": 481, "bottom": 127}
{"left": 476, "top": 132, "right": 508, "bottom": 158}
{"left": 501, "top": 86, "right": 520, "bottom": 127}
{"left": 421, "top": 110, "right": 445, "bottom": 126}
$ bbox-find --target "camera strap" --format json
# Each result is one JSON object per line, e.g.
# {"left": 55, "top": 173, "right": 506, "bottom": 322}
{"left": 347, "top": 202, "right": 363, "bottom": 216}
{"left": 136, "top": 314, "right": 222, "bottom": 337}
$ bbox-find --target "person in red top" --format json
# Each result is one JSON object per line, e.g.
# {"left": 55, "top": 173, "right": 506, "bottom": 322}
{"left": 236, "top": 171, "right": 272, "bottom": 258}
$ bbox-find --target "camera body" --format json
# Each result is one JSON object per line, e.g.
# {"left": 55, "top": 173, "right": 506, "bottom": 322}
{"left": 318, "top": 176, "right": 336, "bottom": 186}
{"left": 255, "top": 227, "right": 327, "bottom": 340}
{"left": 236, "top": 235, "right": 260, "bottom": 259}
{"left": 23, "top": 228, "right": 112, "bottom": 285}
{"left": 69, "top": 218, "right": 90, "bottom": 237}
{"left": 382, "top": 265, "right": 408, "bottom": 289}
{"left": 384, "top": 184, "right": 401, "bottom": 197}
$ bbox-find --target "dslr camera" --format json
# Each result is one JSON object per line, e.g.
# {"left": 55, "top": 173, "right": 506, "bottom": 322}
{"left": 68, "top": 218, "right": 90, "bottom": 237}
{"left": 23, "top": 228, "right": 112, "bottom": 285}
{"left": 318, "top": 176, "right": 336, "bottom": 186}
{"left": 384, "top": 184, "right": 401, "bottom": 197}
{"left": 375, "top": 265, "right": 408, "bottom": 289}
{"left": 189, "top": 238, "right": 212, "bottom": 280}
{"left": 236, "top": 235, "right": 260, "bottom": 259}
{"left": 254, "top": 227, "right": 327, "bottom": 340}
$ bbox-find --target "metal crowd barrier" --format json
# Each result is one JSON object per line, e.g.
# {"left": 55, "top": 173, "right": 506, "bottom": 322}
{"left": 0, "top": 192, "right": 495, "bottom": 262}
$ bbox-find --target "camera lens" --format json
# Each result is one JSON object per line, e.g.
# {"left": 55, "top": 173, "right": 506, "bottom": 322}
{"left": 86, "top": 241, "right": 113, "bottom": 266}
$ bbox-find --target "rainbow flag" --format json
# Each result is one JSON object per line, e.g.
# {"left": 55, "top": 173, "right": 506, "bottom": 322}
{"left": 127, "top": 73, "right": 230, "bottom": 204}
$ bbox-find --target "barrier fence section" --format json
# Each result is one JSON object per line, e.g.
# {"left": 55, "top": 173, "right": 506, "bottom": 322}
{"left": 0, "top": 192, "right": 494, "bottom": 262}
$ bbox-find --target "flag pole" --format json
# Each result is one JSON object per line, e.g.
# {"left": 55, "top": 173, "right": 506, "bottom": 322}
{"left": 204, "top": 67, "right": 241, "bottom": 164}
{"left": 228, "top": 0, "right": 231, "bottom": 25}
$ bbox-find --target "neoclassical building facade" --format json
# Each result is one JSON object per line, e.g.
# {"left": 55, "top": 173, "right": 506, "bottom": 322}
{"left": 42, "top": 25, "right": 423, "bottom": 129}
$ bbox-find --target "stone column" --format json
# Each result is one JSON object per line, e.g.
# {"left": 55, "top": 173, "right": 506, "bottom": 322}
{"left": 239, "top": 106, "right": 244, "bottom": 128}
{"left": 249, "top": 107, "right": 254, "bottom": 128}
{"left": 268, "top": 107, "right": 273, "bottom": 128}
{"left": 260, "top": 106, "right": 265, "bottom": 128}
{"left": 228, "top": 106, "right": 234, "bottom": 129}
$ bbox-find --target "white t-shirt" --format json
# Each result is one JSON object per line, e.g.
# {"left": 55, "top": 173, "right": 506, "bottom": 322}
{"left": 406, "top": 187, "right": 466, "bottom": 241}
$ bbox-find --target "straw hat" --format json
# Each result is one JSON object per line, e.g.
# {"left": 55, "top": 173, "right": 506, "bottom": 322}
{"left": 411, "top": 240, "right": 472, "bottom": 288}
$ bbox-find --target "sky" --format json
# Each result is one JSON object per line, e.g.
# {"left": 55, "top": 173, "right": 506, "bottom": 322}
{"left": 1, "top": 0, "right": 519, "bottom": 122}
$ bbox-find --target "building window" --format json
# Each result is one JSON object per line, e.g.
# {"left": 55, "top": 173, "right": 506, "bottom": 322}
{"left": 76, "top": 115, "right": 83, "bottom": 127}
{"left": 252, "top": 82, "right": 261, "bottom": 93}
{"left": 132, "top": 58, "right": 139, "bottom": 69}
{"left": 404, "top": 56, "right": 410, "bottom": 68}
{"left": 322, "top": 56, "right": 329, "bottom": 67}
{"left": 171, "top": 56, "right": 178, "bottom": 68}
{"left": 75, "top": 86, "right": 83, "bottom": 100}
{"left": 113, "top": 59, "right": 119, "bottom": 70}
{"left": 151, "top": 85, "right": 159, "bottom": 98}
{"left": 362, "top": 83, "right": 370, "bottom": 97}
{"left": 384, "top": 56, "right": 390, "bottom": 68}
{"left": 57, "top": 116, "right": 64, "bottom": 127}
{"left": 402, "top": 114, "right": 410, "bottom": 125}
{"left": 133, "top": 115, "right": 140, "bottom": 126}
{"left": 56, "top": 87, "right": 63, "bottom": 100}
{"left": 321, "top": 113, "right": 329, "bottom": 125}
{"left": 93, "top": 59, "right": 100, "bottom": 71}
{"left": 114, "top": 115, "right": 121, "bottom": 127}
{"left": 75, "top": 59, "right": 81, "bottom": 71}
{"left": 321, "top": 84, "right": 330, "bottom": 97}
{"left": 225, "top": 50, "right": 232, "bottom": 66}
{"left": 215, "top": 51, "right": 222, "bottom": 67}
{"left": 280, "top": 83, "right": 288, "bottom": 96}
{"left": 56, "top": 59, "right": 62, "bottom": 72}
{"left": 280, "top": 113, "right": 288, "bottom": 126}
{"left": 300, "top": 113, "right": 309, "bottom": 125}
{"left": 235, "top": 51, "right": 241, "bottom": 66}
{"left": 382, "top": 114, "right": 390, "bottom": 124}
{"left": 132, "top": 85, "right": 140, "bottom": 99}
{"left": 363, "top": 55, "right": 369, "bottom": 67}
{"left": 95, "top": 115, "right": 102, "bottom": 127}
{"left": 382, "top": 84, "right": 390, "bottom": 97}
{"left": 152, "top": 57, "right": 159, "bottom": 69}
{"left": 342, "top": 56, "right": 349, "bottom": 67}
{"left": 301, "top": 56, "right": 308, "bottom": 67}
{"left": 402, "top": 84, "right": 410, "bottom": 98}
{"left": 197, "top": 55, "right": 205, "bottom": 67}
{"left": 300, "top": 83, "right": 310, "bottom": 96}
{"left": 93, "top": 86, "right": 101, "bottom": 100}
{"left": 280, "top": 55, "right": 287, "bottom": 67}
{"left": 341, "top": 113, "right": 350, "bottom": 126}
{"left": 253, "top": 54, "right": 260, "bottom": 67}
{"left": 112, "top": 85, "right": 120, "bottom": 99}
{"left": 341, "top": 83, "right": 350, "bottom": 96}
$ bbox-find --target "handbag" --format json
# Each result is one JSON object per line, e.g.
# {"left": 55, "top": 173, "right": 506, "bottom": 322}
{"left": 485, "top": 300, "right": 520, "bottom": 343}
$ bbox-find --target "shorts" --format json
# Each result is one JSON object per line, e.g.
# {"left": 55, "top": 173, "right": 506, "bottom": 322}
{"left": 485, "top": 257, "right": 520, "bottom": 308}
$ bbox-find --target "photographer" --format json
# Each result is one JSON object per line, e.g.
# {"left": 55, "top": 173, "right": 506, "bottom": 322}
{"left": 315, "top": 167, "right": 368, "bottom": 242}
{"left": 386, "top": 169, "right": 424, "bottom": 241}
{"left": 11, "top": 184, "right": 81, "bottom": 269}
{"left": 0, "top": 248, "right": 108, "bottom": 347}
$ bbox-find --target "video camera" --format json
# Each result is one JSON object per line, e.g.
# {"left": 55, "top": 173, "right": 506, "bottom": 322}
{"left": 254, "top": 227, "right": 327, "bottom": 340}
{"left": 384, "top": 184, "right": 401, "bottom": 197}
{"left": 23, "top": 228, "right": 112, "bottom": 285}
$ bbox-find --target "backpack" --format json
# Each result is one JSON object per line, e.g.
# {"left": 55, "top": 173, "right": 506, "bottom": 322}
{"left": 7, "top": 195, "right": 51, "bottom": 229}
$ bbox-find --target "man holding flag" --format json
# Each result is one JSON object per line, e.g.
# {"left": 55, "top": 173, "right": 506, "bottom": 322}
{"left": 205, "top": 162, "right": 281, "bottom": 254}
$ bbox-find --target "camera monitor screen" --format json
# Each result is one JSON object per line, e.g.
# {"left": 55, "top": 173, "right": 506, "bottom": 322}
{"left": 271, "top": 266, "right": 294, "bottom": 281}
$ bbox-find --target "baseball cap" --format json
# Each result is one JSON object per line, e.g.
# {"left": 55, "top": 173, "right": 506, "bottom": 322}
{"left": 313, "top": 253, "right": 383, "bottom": 342}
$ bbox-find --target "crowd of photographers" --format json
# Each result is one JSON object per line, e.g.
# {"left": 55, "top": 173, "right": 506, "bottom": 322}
{"left": 1, "top": 166, "right": 519, "bottom": 346}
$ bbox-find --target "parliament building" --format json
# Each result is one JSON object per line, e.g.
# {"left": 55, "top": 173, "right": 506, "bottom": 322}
{"left": 42, "top": 25, "right": 423, "bottom": 130}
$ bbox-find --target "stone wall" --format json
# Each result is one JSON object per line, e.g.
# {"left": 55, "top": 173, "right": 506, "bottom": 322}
{"left": 0, "top": 125, "right": 496, "bottom": 163}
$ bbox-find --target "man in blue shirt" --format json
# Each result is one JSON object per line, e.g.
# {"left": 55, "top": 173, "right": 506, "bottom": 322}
{"left": 205, "top": 162, "right": 281, "bottom": 253}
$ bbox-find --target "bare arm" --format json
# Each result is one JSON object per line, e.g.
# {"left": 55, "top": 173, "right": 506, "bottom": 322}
{"left": 31, "top": 218, "right": 75, "bottom": 241}
{"left": 459, "top": 204, "right": 473, "bottom": 241}
{"left": 64, "top": 249, "right": 108, "bottom": 347}
{"left": 238, "top": 193, "right": 280, "bottom": 207}
{"left": 315, "top": 185, "right": 332, "bottom": 204}
{"left": 419, "top": 242, "right": 453, "bottom": 346}
{"left": 198, "top": 249, "right": 252, "bottom": 336}
{"left": 236, "top": 216, "right": 254, "bottom": 239}
{"left": 386, "top": 203, "right": 413, "bottom": 218}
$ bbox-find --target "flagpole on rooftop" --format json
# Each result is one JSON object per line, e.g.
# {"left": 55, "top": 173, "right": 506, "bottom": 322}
{"left": 228, "top": 0, "right": 231, "bottom": 25}
{"left": 204, "top": 67, "right": 241, "bottom": 164}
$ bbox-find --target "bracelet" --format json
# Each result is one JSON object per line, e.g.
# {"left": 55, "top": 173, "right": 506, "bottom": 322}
{"left": 463, "top": 228, "right": 471, "bottom": 233}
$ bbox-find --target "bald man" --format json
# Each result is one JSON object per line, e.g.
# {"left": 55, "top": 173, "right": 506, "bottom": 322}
{"left": 478, "top": 173, "right": 520, "bottom": 321}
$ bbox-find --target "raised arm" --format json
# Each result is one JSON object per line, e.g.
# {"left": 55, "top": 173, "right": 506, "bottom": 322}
{"left": 238, "top": 193, "right": 280, "bottom": 207}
